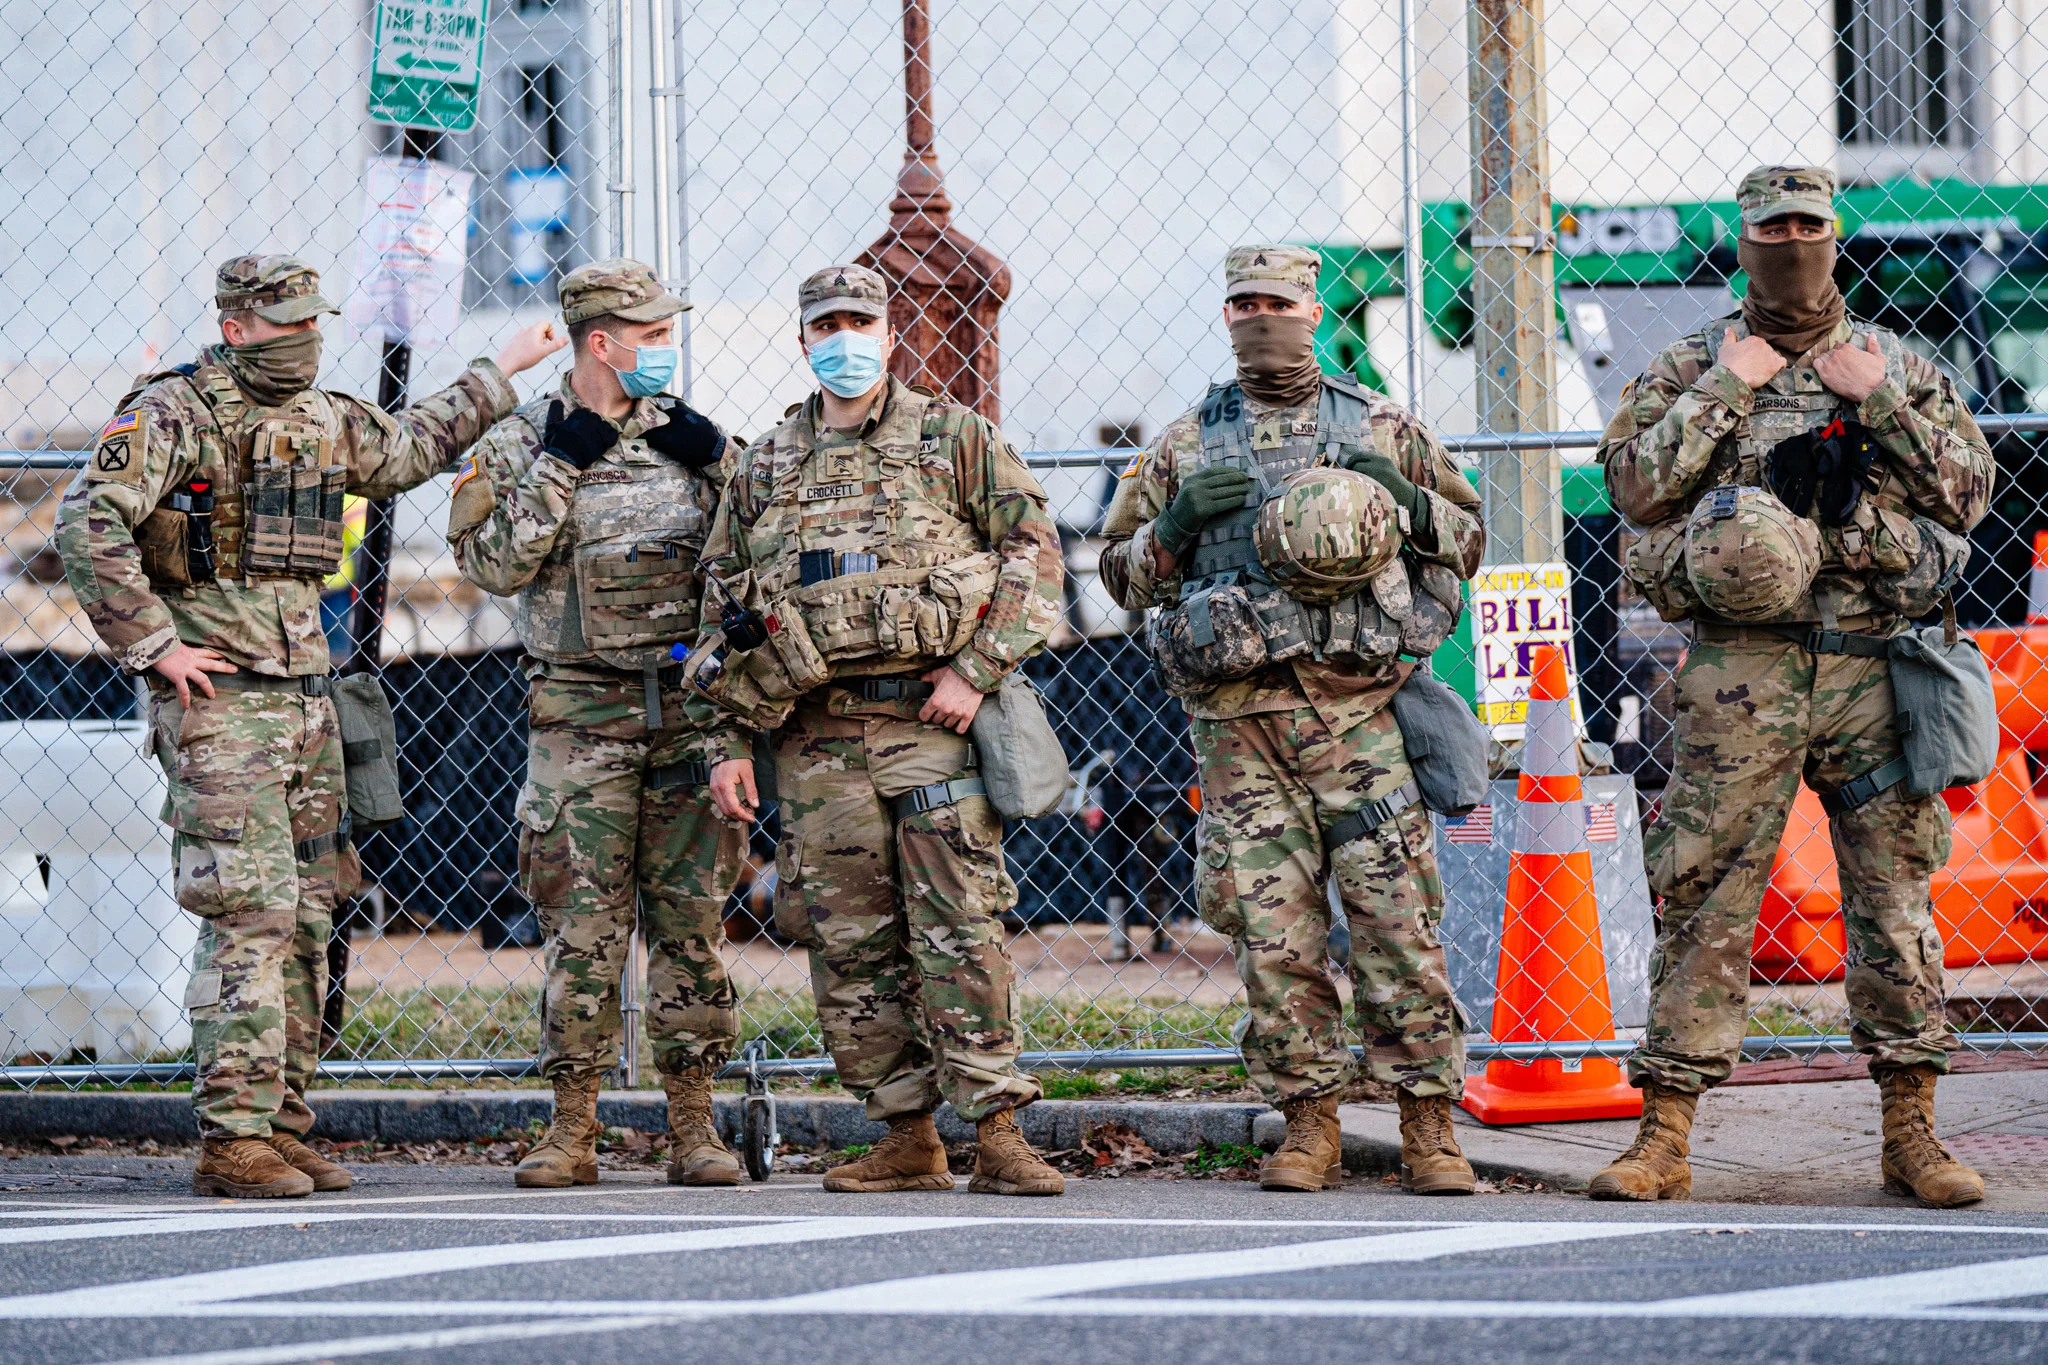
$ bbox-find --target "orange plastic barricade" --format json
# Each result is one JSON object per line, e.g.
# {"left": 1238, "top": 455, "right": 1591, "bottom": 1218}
{"left": 1461, "top": 644, "right": 1644, "bottom": 1124}
{"left": 1754, "top": 621, "right": 2048, "bottom": 983}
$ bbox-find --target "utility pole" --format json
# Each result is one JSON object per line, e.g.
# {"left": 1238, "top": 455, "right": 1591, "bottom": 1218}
{"left": 858, "top": 0, "right": 1011, "bottom": 422}
{"left": 1468, "top": 0, "right": 1561, "bottom": 564}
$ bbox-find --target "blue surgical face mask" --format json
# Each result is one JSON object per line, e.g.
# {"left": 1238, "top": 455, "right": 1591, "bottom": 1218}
{"left": 806, "top": 331, "right": 886, "bottom": 399}
{"left": 607, "top": 343, "right": 678, "bottom": 398}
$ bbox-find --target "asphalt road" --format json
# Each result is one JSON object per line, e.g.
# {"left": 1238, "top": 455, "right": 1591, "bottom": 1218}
{"left": 2, "top": 1158, "right": 2047, "bottom": 1365}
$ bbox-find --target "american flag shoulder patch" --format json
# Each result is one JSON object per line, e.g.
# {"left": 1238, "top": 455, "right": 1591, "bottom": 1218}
{"left": 100, "top": 410, "right": 141, "bottom": 440}
{"left": 1585, "top": 801, "right": 1619, "bottom": 842}
{"left": 1444, "top": 805, "right": 1494, "bottom": 845}
{"left": 1120, "top": 449, "right": 1145, "bottom": 479}
{"left": 450, "top": 459, "right": 479, "bottom": 495}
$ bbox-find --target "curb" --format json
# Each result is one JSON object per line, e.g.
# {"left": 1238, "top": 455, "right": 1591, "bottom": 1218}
{"left": 0, "top": 1091, "right": 1268, "bottom": 1158}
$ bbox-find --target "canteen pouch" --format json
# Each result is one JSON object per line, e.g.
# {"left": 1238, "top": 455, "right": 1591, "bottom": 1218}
{"left": 1151, "top": 583, "right": 1270, "bottom": 697}
{"left": 330, "top": 675, "right": 405, "bottom": 832}
{"left": 1389, "top": 665, "right": 1489, "bottom": 816}
{"left": 968, "top": 671, "right": 1071, "bottom": 820}
{"left": 1887, "top": 627, "right": 1998, "bottom": 799}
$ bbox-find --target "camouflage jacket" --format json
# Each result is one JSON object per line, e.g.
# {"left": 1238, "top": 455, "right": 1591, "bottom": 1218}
{"left": 57, "top": 358, "right": 515, "bottom": 676}
{"left": 699, "top": 376, "right": 1063, "bottom": 725}
{"left": 1598, "top": 315, "right": 1994, "bottom": 621}
{"left": 1100, "top": 383, "right": 1484, "bottom": 734}
{"left": 449, "top": 377, "right": 742, "bottom": 760}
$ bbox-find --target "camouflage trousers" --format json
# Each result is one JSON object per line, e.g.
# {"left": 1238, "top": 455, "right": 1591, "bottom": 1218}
{"left": 772, "top": 697, "right": 1040, "bottom": 1122}
{"left": 1634, "top": 633, "right": 1958, "bottom": 1093}
{"left": 517, "top": 675, "right": 745, "bottom": 1080}
{"left": 152, "top": 685, "right": 353, "bottom": 1140}
{"left": 1193, "top": 703, "right": 1464, "bottom": 1103}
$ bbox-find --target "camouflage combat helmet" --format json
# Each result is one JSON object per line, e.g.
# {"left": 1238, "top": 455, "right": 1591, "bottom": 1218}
{"left": 1254, "top": 466, "right": 1403, "bottom": 605}
{"left": 1684, "top": 484, "right": 1821, "bottom": 622}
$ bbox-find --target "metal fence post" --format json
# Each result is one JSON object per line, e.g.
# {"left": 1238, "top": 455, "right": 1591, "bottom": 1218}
{"left": 1468, "top": 0, "right": 1562, "bottom": 564}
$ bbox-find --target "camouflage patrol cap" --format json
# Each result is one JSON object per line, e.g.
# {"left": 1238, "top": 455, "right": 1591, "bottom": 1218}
{"left": 1737, "top": 166, "right": 1838, "bottom": 226}
{"left": 1224, "top": 245, "right": 1320, "bottom": 303}
{"left": 558, "top": 258, "right": 688, "bottom": 325}
{"left": 214, "top": 255, "right": 338, "bottom": 323}
{"left": 798, "top": 265, "right": 889, "bottom": 326}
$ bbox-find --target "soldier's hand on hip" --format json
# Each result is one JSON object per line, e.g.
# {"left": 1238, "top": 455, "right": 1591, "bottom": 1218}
{"left": 1719, "top": 328, "right": 1787, "bottom": 390}
{"left": 709, "top": 758, "right": 759, "bottom": 822}
{"left": 493, "top": 321, "right": 569, "bottom": 377}
{"left": 153, "top": 643, "right": 238, "bottom": 707}
{"left": 1814, "top": 333, "right": 1888, "bottom": 404}
{"left": 541, "top": 400, "right": 620, "bottom": 472}
{"left": 1154, "top": 464, "right": 1253, "bottom": 556}
{"left": 919, "top": 664, "right": 985, "bottom": 734}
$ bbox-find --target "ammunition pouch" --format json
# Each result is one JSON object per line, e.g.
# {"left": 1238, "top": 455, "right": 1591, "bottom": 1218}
{"left": 783, "top": 551, "right": 1002, "bottom": 666}
{"left": 1868, "top": 517, "right": 1971, "bottom": 620}
{"left": 242, "top": 422, "right": 343, "bottom": 580}
{"left": 1149, "top": 558, "right": 1450, "bottom": 699}
{"left": 574, "top": 534, "right": 705, "bottom": 656}
{"left": 137, "top": 481, "right": 218, "bottom": 589}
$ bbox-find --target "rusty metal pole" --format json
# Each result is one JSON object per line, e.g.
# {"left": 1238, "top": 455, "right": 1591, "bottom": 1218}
{"left": 1468, "top": 0, "right": 1560, "bottom": 565}
{"left": 858, "top": 0, "right": 1010, "bottom": 421}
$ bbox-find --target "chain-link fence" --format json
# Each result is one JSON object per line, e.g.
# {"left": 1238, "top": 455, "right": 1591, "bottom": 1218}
{"left": 3, "top": 0, "right": 2048, "bottom": 1095}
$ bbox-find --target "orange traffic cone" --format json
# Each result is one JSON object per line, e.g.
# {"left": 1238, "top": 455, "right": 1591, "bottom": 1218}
{"left": 1460, "top": 643, "right": 1643, "bottom": 1125}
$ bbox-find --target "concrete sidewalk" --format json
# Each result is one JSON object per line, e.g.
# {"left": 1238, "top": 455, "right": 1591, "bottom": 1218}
{"left": 1298, "top": 1069, "right": 2048, "bottom": 1213}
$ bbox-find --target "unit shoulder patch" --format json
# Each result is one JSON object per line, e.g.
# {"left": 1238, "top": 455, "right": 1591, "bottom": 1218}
{"left": 88, "top": 410, "right": 147, "bottom": 484}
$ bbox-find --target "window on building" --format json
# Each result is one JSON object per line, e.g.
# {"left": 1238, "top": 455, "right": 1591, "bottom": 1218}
{"left": 1096, "top": 420, "right": 1145, "bottom": 449}
{"left": 1835, "top": 0, "right": 1974, "bottom": 151}
{"left": 516, "top": 64, "right": 567, "bottom": 167}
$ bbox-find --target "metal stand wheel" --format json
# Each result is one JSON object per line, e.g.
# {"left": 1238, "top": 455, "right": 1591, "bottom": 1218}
{"left": 739, "top": 1038, "right": 780, "bottom": 1183}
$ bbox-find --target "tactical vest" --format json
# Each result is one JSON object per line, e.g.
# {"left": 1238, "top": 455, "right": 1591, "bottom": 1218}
{"left": 507, "top": 395, "right": 714, "bottom": 673}
{"left": 125, "top": 363, "right": 347, "bottom": 587}
{"left": 1700, "top": 316, "right": 1908, "bottom": 485}
{"left": 1625, "top": 316, "right": 1924, "bottom": 625}
{"left": 1149, "top": 376, "right": 1460, "bottom": 697}
{"left": 743, "top": 384, "right": 998, "bottom": 675}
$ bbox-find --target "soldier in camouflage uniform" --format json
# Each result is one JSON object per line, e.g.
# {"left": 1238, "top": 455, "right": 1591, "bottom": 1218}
{"left": 1594, "top": 168, "right": 1996, "bottom": 1207}
{"left": 700, "top": 265, "right": 1067, "bottom": 1196}
{"left": 57, "top": 256, "right": 561, "bottom": 1198}
{"left": 450, "top": 260, "right": 746, "bottom": 1189}
{"left": 1099, "top": 246, "right": 1486, "bottom": 1194}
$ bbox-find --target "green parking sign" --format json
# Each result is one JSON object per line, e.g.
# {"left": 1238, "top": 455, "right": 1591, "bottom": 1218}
{"left": 368, "top": 0, "right": 489, "bottom": 134}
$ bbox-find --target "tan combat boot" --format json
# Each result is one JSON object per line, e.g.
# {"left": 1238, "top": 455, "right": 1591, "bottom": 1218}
{"left": 822, "top": 1113, "right": 955, "bottom": 1193}
{"left": 192, "top": 1136, "right": 315, "bottom": 1199}
{"left": 514, "top": 1072, "right": 602, "bottom": 1189}
{"left": 969, "top": 1107, "right": 1065, "bottom": 1196}
{"left": 1877, "top": 1065, "right": 1984, "bottom": 1208}
{"left": 1397, "top": 1092, "right": 1476, "bottom": 1195}
{"left": 1588, "top": 1084, "right": 1698, "bottom": 1201}
{"left": 663, "top": 1072, "right": 741, "bottom": 1187}
{"left": 267, "top": 1132, "right": 352, "bottom": 1191}
{"left": 1259, "top": 1094, "right": 1342, "bottom": 1192}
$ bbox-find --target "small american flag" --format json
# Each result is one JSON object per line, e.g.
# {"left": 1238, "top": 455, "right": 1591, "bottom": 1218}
{"left": 1585, "top": 802, "right": 1619, "bottom": 843}
{"left": 1445, "top": 805, "right": 1494, "bottom": 845}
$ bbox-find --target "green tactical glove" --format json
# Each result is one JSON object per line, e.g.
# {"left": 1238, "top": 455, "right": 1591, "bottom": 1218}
{"left": 1343, "top": 449, "right": 1432, "bottom": 542}
{"left": 1153, "top": 465, "right": 1254, "bottom": 557}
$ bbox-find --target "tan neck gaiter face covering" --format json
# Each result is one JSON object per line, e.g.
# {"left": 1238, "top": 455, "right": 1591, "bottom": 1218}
{"left": 1230, "top": 313, "right": 1322, "bottom": 407}
{"left": 1738, "top": 235, "right": 1845, "bottom": 357}
{"left": 213, "top": 329, "right": 324, "bottom": 407}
